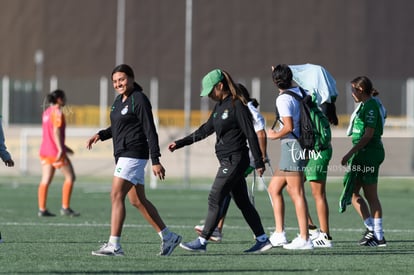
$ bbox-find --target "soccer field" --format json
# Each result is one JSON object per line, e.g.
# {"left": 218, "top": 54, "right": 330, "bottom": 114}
{"left": 0, "top": 176, "right": 413, "bottom": 274}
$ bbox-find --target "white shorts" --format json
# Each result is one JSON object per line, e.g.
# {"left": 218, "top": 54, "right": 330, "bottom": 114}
{"left": 114, "top": 157, "right": 147, "bottom": 185}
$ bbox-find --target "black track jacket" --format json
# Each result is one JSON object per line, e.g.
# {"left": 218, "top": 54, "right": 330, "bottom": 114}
{"left": 98, "top": 89, "right": 161, "bottom": 165}
{"left": 175, "top": 96, "right": 265, "bottom": 169}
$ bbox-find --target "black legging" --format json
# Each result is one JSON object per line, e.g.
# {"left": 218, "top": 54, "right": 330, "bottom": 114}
{"left": 200, "top": 151, "right": 266, "bottom": 240}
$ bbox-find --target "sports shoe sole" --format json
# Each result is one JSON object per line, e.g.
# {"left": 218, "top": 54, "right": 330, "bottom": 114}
{"left": 38, "top": 210, "right": 56, "bottom": 217}
{"left": 60, "top": 210, "right": 80, "bottom": 217}
{"left": 252, "top": 243, "right": 273, "bottom": 253}
{"left": 179, "top": 243, "right": 206, "bottom": 253}
{"left": 91, "top": 250, "right": 124, "bottom": 256}
{"left": 91, "top": 252, "right": 124, "bottom": 256}
{"left": 312, "top": 240, "right": 333, "bottom": 248}
{"left": 271, "top": 241, "right": 288, "bottom": 247}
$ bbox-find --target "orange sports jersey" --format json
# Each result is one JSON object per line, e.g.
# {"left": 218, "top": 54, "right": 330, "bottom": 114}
{"left": 39, "top": 105, "right": 66, "bottom": 157}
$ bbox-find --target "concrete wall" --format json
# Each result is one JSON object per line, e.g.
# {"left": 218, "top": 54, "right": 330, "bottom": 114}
{"left": 0, "top": 0, "right": 413, "bottom": 116}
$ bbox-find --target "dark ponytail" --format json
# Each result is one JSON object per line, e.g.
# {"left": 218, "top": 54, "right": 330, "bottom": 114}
{"left": 272, "top": 64, "right": 293, "bottom": 90}
{"left": 351, "top": 76, "right": 374, "bottom": 96}
{"left": 47, "top": 89, "right": 65, "bottom": 104}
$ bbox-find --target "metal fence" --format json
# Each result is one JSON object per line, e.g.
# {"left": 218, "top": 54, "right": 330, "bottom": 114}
{"left": 1, "top": 76, "right": 413, "bottom": 184}
{"left": 1, "top": 75, "right": 413, "bottom": 128}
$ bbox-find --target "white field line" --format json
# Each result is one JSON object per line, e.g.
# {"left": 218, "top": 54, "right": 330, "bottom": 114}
{"left": 1, "top": 221, "right": 413, "bottom": 233}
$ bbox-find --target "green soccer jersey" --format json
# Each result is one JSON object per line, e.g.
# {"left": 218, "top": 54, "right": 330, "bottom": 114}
{"left": 351, "top": 98, "right": 383, "bottom": 146}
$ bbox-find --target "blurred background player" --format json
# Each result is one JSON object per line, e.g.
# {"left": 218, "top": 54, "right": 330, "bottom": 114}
{"left": 38, "top": 89, "right": 79, "bottom": 217}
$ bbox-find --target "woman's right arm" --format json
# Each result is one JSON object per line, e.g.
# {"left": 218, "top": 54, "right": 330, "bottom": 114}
{"left": 267, "top": 116, "right": 294, "bottom": 140}
{"left": 86, "top": 126, "right": 111, "bottom": 150}
{"left": 169, "top": 113, "right": 215, "bottom": 152}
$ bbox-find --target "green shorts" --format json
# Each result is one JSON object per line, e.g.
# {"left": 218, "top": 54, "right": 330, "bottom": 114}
{"left": 350, "top": 145, "right": 385, "bottom": 184}
{"left": 304, "top": 147, "right": 332, "bottom": 182}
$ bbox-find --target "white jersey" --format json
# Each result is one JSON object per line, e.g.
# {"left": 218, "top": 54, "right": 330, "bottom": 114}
{"left": 247, "top": 101, "right": 266, "bottom": 168}
{"left": 247, "top": 101, "right": 265, "bottom": 132}
{"left": 276, "top": 86, "right": 302, "bottom": 139}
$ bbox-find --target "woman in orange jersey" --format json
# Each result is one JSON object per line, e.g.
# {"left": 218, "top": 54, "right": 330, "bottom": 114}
{"left": 38, "top": 89, "right": 79, "bottom": 217}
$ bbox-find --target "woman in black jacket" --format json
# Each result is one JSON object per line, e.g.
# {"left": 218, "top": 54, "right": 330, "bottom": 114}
{"left": 168, "top": 69, "right": 272, "bottom": 254}
{"left": 87, "top": 64, "right": 181, "bottom": 257}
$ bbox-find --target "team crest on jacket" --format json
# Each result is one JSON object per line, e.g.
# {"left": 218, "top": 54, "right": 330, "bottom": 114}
{"left": 221, "top": 109, "right": 229, "bottom": 120}
{"left": 121, "top": 105, "right": 128, "bottom": 115}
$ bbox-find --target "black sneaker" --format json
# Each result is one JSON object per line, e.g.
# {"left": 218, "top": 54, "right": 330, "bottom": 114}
{"left": 359, "top": 229, "right": 374, "bottom": 245}
{"left": 38, "top": 209, "right": 56, "bottom": 217}
{"left": 60, "top": 207, "right": 80, "bottom": 217}
{"left": 0, "top": 231, "right": 3, "bottom": 243}
{"left": 363, "top": 236, "right": 387, "bottom": 247}
{"left": 376, "top": 237, "right": 387, "bottom": 247}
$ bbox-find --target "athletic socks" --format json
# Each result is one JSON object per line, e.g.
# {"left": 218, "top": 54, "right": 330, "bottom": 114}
{"left": 364, "top": 217, "right": 384, "bottom": 240}
{"left": 364, "top": 217, "right": 374, "bottom": 231}
{"left": 62, "top": 180, "right": 74, "bottom": 209}
{"left": 198, "top": 236, "right": 207, "bottom": 245}
{"left": 39, "top": 180, "right": 74, "bottom": 211}
{"left": 109, "top": 236, "right": 121, "bottom": 249}
{"left": 373, "top": 218, "right": 384, "bottom": 240}
{"left": 256, "top": 234, "right": 268, "bottom": 242}
{"left": 38, "top": 183, "right": 49, "bottom": 210}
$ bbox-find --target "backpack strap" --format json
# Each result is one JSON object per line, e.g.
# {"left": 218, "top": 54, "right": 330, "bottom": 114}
{"left": 274, "top": 88, "right": 304, "bottom": 123}
{"left": 283, "top": 90, "right": 302, "bottom": 102}
{"left": 283, "top": 87, "right": 307, "bottom": 101}
{"left": 273, "top": 89, "right": 303, "bottom": 139}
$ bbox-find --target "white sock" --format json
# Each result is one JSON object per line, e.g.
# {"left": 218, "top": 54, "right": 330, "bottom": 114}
{"left": 373, "top": 218, "right": 384, "bottom": 240}
{"left": 109, "top": 236, "right": 121, "bottom": 248}
{"left": 364, "top": 217, "right": 374, "bottom": 231}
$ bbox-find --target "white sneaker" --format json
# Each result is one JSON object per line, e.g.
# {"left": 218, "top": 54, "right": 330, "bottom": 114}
{"left": 92, "top": 243, "right": 124, "bottom": 256}
{"left": 194, "top": 225, "right": 223, "bottom": 242}
{"left": 312, "top": 232, "right": 333, "bottom": 248}
{"left": 269, "top": 231, "right": 288, "bottom": 247}
{"left": 283, "top": 235, "right": 313, "bottom": 250}
{"left": 309, "top": 228, "right": 320, "bottom": 241}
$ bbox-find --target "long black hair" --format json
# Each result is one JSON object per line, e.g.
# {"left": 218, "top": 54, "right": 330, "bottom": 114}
{"left": 111, "top": 64, "right": 143, "bottom": 91}
{"left": 237, "top": 83, "right": 259, "bottom": 108}
{"left": 351, "top": 76, "right": 375, "bottom": 96}
{"left": 47, "top": 89, "right": 66, "bottom": 104}
{"left": 272, "top": 64, "right": 293, "bottom": 89}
